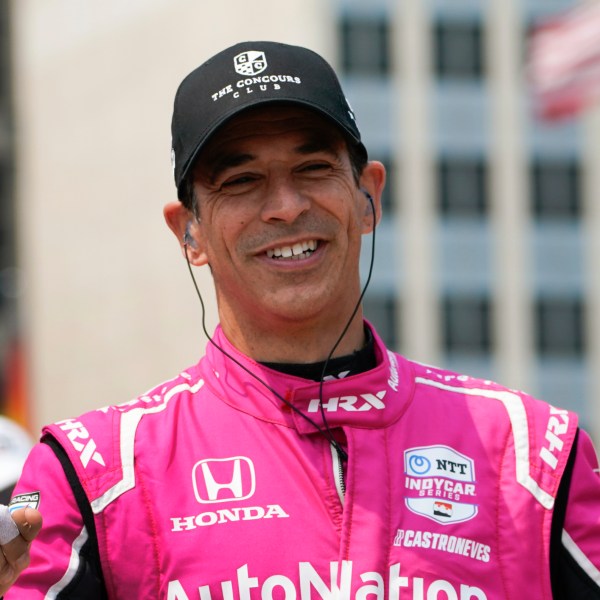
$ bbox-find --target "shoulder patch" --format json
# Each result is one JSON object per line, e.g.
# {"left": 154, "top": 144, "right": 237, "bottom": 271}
{"left": 9, "top": 491, "right": 41, "bottom": 512}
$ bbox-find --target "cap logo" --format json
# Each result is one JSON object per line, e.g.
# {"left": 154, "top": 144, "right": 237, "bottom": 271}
{"left": 234, "top": 51, "right": 267, "bottom": 76}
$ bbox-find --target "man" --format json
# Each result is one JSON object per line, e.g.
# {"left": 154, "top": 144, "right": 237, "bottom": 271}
{"left": 1, "top": 41, "right": 600, "bottom": 599}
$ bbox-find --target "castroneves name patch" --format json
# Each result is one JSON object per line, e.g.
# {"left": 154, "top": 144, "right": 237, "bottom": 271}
{"left": 393, "top": 529, "right": 490, "bottom": 563}
{"left": 166, "top": 561, "right": 488, "bottom": 600}
{"left": 404, "top": 445, "right": 478, "bottom": 525}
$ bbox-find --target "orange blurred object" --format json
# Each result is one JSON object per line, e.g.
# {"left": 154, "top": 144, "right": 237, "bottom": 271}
{"left": 3, "top": 339, "right": 30, "bottom": 432}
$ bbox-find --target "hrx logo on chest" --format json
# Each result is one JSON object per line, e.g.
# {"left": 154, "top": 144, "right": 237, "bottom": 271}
{"left": 307, "top": 391, "right": 386, "bottom": 413}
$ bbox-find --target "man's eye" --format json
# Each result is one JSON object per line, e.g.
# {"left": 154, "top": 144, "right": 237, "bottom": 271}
{"left": 300, "top": 163, "right": 330, "bottom": 173}
{"left": 222, "top": 175, "right": 256, "bottom": 188}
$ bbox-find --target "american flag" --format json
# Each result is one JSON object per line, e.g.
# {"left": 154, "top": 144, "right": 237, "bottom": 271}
{"left": 528, "top": 2, "right": 600, "bottom": 120}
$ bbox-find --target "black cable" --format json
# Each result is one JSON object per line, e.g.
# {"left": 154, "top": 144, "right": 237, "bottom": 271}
{"left": 183, "top": 190, "right": 377, "bottom": 464}
{"left": 317, "top": 192, "right": 377, "bottom": 463}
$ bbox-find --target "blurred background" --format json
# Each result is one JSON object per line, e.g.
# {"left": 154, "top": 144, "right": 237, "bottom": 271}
{"left": 0, "top": 0, "right": 599, "bottom": 446}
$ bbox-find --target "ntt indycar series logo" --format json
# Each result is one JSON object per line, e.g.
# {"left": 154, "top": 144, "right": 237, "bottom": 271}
{"left": 167, "top": 562, "right": 488, "bottom": 600}
{"left": 404, "top": 445, "right": 478, "bottom": 525}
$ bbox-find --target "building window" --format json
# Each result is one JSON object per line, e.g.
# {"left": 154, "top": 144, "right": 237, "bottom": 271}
{"left": 340, "top": 17, "right": 390, "bottom": 76}
{"left": 364, "top": 293, "right": 397, "bottom": 349}
{"left": 535, "top": 297, "right": 584, "bottom": 357}
{"left": 531, "top": 159, "right": 581, "bottom": 219}
{"left": 433, "top": 20, "right": 485, "bottom": 79}
{"left": 443, "top": 295, "right": 492, "bottom": 354}
{"left": 438, "top": 158, "right": 488, "bottom": 217}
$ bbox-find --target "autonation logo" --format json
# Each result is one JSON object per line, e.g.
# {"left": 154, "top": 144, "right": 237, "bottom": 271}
{"left": 166, "top": 561, "right": 488, "bottom": 599}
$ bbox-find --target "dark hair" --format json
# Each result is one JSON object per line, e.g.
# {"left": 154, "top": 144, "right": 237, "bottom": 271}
{"left": 180, "top": 176, "right": 198, "bottom": 215}
{"left": 347, "top": 138, "right": 368, "bottom": 184}
{"left": 179, "top": 136, "right": 367, "bottom": 215}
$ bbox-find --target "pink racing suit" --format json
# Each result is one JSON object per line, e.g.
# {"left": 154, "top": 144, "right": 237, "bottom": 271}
{"left": 7, "top": 324, "right": 600, "bottom": 599}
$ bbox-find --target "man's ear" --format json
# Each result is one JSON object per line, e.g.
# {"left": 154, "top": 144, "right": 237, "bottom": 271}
{"left": 163, "top": 201, "right": 209, "bottom": 266}
{"left": 359, "top": 160, "right": 386, "bottom": 233}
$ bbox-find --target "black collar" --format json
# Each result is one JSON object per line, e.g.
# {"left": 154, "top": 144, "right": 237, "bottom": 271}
{"left": 260, "top": 327, "right": 376, "bottom": 382}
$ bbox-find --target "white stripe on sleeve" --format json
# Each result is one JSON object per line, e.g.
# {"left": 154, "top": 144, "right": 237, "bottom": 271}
{"left": 562, "top": 529, "right": 600, "bottom": 588}
{"left": 44, "top": 525, "right": 89, "bottom": 600}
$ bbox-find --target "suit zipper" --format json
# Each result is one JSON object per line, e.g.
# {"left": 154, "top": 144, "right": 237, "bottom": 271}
{"left": 330, "top": 443, "right": 346, "bottom": 505}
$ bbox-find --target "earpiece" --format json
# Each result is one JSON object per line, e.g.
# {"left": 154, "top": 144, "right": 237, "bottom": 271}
{"left": 183, "top": 222, "right": 196, "bottom": 248}
{"left": 361, "top": 189, "right": 376, "bottom": 223}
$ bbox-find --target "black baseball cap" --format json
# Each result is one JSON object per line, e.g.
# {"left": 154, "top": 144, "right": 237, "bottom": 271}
{"left": 171, "top": 41, "right": 367, "bottom": 199}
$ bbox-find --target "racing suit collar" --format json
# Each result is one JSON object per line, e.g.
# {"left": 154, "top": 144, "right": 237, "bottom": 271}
{"left": 201, "top": 322, "right": 415, "bottom": 433}
{"left": 259, "top": 326, "right": 377, "bottom": 381}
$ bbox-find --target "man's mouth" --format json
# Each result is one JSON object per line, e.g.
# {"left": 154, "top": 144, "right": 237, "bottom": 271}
{"left": 266, "top": 240, "right": 318, "bottom": 260}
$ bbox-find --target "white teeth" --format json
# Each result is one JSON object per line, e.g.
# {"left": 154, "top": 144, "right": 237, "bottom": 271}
{"left": 266, "top": 240, "right": 318, "bottom": 260}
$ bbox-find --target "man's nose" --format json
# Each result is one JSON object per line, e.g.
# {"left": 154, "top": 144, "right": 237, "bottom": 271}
{"left": 260, "top": 178, "right": 311, "bottom": 223}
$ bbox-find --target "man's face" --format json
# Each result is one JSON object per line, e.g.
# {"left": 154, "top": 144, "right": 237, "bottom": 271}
{"left": 182, "top": 105, "right": 382, "bottom": 331}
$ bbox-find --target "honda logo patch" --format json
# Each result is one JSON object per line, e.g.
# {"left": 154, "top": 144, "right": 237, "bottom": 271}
{"left": 192, "top": 457, "right": 255, "bottom": 504}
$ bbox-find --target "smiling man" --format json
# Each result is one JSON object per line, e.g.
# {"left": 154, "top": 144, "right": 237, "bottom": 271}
{"left": 165, "top": 104, "right": 383, "bottom": 362}
{"left": 2, "top": 41, "right": 600, "bottom": 600}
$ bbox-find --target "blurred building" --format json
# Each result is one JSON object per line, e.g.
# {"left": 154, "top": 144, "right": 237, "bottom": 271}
{"left": 1, "top": 0, "right": 333, "bottom": 430}
{"left": 340, "top": 0, "right": 599, "bottom": 437}
{"left": 0, "top": 0, "right": 598, "bottom": 441}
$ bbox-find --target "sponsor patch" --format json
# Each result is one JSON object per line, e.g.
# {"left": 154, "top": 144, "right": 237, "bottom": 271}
{"left": 171, "top": 504, "right": 289, "bottom": 532}
{"left": 167, "top": 562, "right": 489, "bottom": 600}
{"left": 307, "top": 391, "right": 386, "bottom": 413}
{"left": 192, "top": 457, "right": 255, "bottom": 504}
{"left": 540, "top": 405, "right": 570, "bottom": 470}
{"left": 404, "top": 445, "right": 478, "bottom": 525}
{"left": 172, "top": 456, "right": 290, "bottom": 531}
{"left": 393, "top": 528, "right": 491, "bottom": 563}
{"left": 234, "top": 51, "right": 267, "bottom": 76}
{"left": 9, "top": 491, "right": 40, "bottom": 513}
{"left": 57, "top": 418, "right": 105, "bottom": 468}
